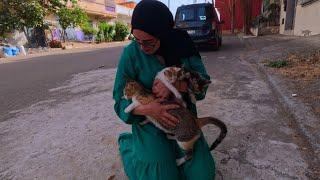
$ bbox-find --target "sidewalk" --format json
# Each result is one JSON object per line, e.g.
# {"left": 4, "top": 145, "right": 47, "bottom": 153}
{"left": 0, "top": 41, "right": 129, "bottom": 64}
{"left": 240, "top": 34, "right": 320, "bottom": 176}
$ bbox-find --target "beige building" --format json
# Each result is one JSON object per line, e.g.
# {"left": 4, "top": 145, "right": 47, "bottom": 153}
{"left": 75, "top": 0, "right": 117, "bottom": 28}
{"left": 114, "top": 0, "right": 136, "bottom": 25}
{"left": 44, "top": 0, "right": 117, "bottom": 41}
{"left": 279, "top": 0, "right": 320, "bottom": 36}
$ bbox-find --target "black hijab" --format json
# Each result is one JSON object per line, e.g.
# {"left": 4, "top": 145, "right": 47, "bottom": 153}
{"left": 131, "top": 0, "right": 200, "bottom": 67}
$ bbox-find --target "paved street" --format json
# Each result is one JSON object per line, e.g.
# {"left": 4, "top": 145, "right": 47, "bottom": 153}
{"left": 0, "top": 46, "right": 124, "bottom": 121}
{"left": 0, "top": 36, "right": 318, "bottom": 179}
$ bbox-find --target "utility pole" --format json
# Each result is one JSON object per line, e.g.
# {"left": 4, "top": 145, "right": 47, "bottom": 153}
{"left": 168, "top": 0, "right": 170, "bottom": 9}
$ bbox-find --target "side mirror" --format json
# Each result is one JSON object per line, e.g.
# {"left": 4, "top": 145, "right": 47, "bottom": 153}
{"left": 220, "top": 20, "right": 225, "bottom": 24}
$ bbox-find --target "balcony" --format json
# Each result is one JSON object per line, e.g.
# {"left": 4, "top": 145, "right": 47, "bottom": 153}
{"left": 77, "top": 0, "right": 117, "bottom": 18}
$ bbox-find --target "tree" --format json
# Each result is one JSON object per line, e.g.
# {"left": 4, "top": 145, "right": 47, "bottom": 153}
{"left": 57, "top": 6, "right": 88, "bottom": 42}
{"left": 0, "top": 0, "right": 68, "bottom": 39}
{"left": 0, "top": 1, "right": 20, "bottom": 38}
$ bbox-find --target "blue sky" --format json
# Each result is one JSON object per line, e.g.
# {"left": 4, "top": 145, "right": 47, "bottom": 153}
{"left": 133, "top": 0, "right": 212, "bottom": 15}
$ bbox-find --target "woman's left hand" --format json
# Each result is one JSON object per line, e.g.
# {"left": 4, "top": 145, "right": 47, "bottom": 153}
{"left": 152, "top": 79, "right": 171, "bottom": 100}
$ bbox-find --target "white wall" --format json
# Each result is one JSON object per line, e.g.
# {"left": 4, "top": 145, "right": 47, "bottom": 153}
{"left": 116, "top": 5, "right": 133, "bottom": 16}
{"left": 294, "top": 0, "right": 320, "bottom": 36}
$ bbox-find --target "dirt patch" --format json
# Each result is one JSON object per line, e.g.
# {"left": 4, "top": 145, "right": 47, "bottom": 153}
{"left": 266, "top": 49, "right": 320, "bottom": 116}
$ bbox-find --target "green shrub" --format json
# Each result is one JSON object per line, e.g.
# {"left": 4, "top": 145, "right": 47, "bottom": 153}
{"left": 114, "top": 21, "right": 129, "bottom": 41}
{"left": 97, "top": 22, "right": 115, "bottom": 42}
{"left": 81, "top": 23, "right": 97, "bottom": 36}
{"left": 266, "top": 60, "right": 288, "bottom": 68}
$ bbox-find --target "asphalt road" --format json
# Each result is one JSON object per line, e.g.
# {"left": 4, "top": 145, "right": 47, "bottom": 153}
{"left": 0, "top": 37, "right": 246, "bottom": 122}
{"left": 0, "top": 46, "right": 123, "bottom": 121}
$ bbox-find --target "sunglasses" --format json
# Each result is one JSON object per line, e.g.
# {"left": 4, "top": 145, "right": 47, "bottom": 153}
{"left": 130, "top": 33, "right": 159, "bottom": 48}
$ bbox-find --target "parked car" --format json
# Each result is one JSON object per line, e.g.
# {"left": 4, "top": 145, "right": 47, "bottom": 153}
{"left": 175, "top": 3, "right": 223, "bottom": 50}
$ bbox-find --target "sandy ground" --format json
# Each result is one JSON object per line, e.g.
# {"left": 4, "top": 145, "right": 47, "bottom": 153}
{"left": 0, "top": 66, "right": 311, "bottom": 180}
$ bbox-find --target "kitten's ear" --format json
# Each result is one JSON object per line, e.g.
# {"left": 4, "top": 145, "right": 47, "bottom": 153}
{"left": 199, "top": 79, "right": 211, "bottom": 86}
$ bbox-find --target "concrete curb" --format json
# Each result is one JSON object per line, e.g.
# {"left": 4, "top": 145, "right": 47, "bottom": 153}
{"left": 256, "top": 63, "right": 320, "bottom": 155}
{"left": 0, "top": 41, "right": 129, "bottom": 64}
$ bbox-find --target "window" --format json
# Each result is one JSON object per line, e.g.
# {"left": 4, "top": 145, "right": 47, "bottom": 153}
{"left": 105, "top": 6, "right": 115, "bottom": 12}
{"left": 177, "top": 8, "right": 195, "bottom": 21}
{"left": 176, "top": 6, "right": 210, "bottom": 22}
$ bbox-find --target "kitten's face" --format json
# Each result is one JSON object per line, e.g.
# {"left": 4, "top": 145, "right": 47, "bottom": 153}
{"left": 163, "top": 67, "right": 181, "bottom": 83}
{"left": 177, "top": 69, "right": 211, "bottom": 93}
{"left": 123, "top": 80, "right": 144, "bottom": 99}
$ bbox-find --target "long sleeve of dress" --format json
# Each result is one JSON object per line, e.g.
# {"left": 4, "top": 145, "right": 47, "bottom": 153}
{"left": 113, "top": 47, "right": 145, "bottom": 124}
{"left": 183, "top": 55, "right": 211, "bottom": 101}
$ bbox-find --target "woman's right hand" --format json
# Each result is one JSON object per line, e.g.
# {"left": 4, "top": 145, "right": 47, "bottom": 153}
{"left": 132, "top": 101, "right": 180, "bottom": 128}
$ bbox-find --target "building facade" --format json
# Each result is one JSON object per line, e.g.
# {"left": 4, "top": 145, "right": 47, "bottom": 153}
{"left": 114, "top": 0, "right": 136, "bottom": 25}
{"left": 77, "top": 0, "right": 117, "bottom": 28}
{"left": 44, "top": 0, "right": 117, "bottom": 42}
{"left": 280, "top": 0, "right": 320, "bottom": 36}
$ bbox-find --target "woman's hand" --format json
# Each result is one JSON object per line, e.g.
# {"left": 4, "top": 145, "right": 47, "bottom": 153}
{"left": 152, "top": 79, "right": 171, "bottom": 100}
{"left": 132, "top": 101, "right": 180, "bottom": 128}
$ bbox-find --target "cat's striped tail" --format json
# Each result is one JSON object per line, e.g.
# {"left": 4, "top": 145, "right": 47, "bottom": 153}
{"left": 197, "top": 117, "right": 228, "bottom": 151}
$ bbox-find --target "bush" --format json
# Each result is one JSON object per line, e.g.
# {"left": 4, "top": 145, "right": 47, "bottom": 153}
{"left": 114, "top": 22, "right": 129, "bottom": 41}
{"left": 49, "top": 40, "right": 62, "bottom": 48}
{"left": 81, "top": 23, "right": 97, "bottom": 36}
{"left": 97, "top": 22, "right": 115, "bottom": 42}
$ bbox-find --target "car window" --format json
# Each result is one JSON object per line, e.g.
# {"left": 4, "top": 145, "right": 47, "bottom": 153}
{"left": 176, "top": 6, "right": 209, "bottom": 22}
{"left": 198, "top": 7, "right": 206, "bottom": 21}
{"left": 177, "top": 8, "right": 195, "bottom": 21}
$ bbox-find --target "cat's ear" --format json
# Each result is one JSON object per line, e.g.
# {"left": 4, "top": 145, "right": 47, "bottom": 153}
{"left": 179, "top": 67, "right": 191, "bottom": 79}
{"left": 198, "top": 79, "right": 212, "bottom": 90}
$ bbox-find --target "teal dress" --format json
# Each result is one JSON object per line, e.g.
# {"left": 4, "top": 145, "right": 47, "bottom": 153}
{"left": 113, "top": 41, "right": 215, "bottom": 180}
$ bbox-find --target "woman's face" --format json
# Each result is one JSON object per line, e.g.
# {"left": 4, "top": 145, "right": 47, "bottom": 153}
{"left": 132, "top": 29, "right": 160, "bottom": 55}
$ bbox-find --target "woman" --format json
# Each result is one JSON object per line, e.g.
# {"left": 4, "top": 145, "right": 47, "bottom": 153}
{"left": 113, "top": 1, "right": 215, "bottom": 179}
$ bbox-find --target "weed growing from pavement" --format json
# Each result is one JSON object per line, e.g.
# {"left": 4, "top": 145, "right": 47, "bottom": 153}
{"left": 266, "top": 60, "right": 289, "bottom": 68}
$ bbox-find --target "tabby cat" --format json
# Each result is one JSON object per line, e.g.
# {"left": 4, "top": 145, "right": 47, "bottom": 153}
{"left": 123, "top": 67, "right": 227, "bottom": 166}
